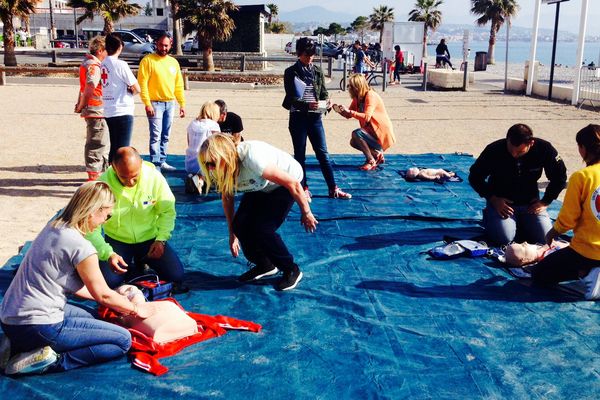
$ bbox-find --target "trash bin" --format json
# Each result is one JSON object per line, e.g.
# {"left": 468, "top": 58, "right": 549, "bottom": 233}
{"left": 474, "top": 51, "right": 487, "bottom": 71}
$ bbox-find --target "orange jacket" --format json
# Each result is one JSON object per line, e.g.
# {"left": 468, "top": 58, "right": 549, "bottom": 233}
{"left": 349, "top": 90, "right": 395, "bottom": 151}
{"left": 78, "top": 54, "right": 103, "bottom": 118}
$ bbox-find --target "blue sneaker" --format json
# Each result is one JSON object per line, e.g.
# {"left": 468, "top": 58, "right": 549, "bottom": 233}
{"left": 5, "top": 346, "right": 58, "bottom": 375}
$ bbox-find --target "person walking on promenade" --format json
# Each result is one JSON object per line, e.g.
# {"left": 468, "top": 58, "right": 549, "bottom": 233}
{"left": 138, "top": 33, "right": 186, "bottom": 172}
{"left": 75, "top": 36, "right": 109, "bottom": 181}
{"left": 283, "top": 37, "right": 352, "bottom": 201}
{"left": 101, "top": 33, "right": 140, "bottom": 163}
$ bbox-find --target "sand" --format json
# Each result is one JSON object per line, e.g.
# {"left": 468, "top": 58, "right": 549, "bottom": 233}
{"left": 1, "top": 74, "right": 597, "bottom": 265}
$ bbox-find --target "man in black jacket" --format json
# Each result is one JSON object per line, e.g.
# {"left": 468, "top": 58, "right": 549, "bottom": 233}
{"left": 469, "top": 124, "right": 567, "bottom": 245}
{"left": 282, "top": 37, "right": 351, "bottom": 200}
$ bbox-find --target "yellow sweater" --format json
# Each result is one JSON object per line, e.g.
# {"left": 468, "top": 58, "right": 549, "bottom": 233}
{"left": 138, "top": 53, "right": 185, "bottom": 107}
{"left": 554, "top": 163, "right": 600, "bottom": 260}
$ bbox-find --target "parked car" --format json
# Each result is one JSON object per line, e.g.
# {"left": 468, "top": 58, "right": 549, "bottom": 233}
{"left": 114, "top": 30, "right": 155, "bottom": 55}
{"left": 131, "top": 28, "right": 166, "bottom": 43}
{"left": 315, "top": 42, "right": 343, "bottom": 58}
{"left": 55, "top": 34, "right": 86, "bottom": 48}
{"left": 182, "top": 37, "right": 200, "bottom": 54}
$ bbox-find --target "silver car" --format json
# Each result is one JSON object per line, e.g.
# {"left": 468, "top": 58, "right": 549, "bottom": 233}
{"left": 114, "top": 30, "right": 155, "bottom": 55}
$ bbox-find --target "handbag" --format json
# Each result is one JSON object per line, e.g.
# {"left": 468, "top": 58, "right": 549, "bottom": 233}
{"left": 128, "top": 274, "right": 173, "bottom": 301}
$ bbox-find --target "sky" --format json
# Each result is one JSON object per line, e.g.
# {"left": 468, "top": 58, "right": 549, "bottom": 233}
{"left": 234, "top": 0, "right": 600, "bottom": 35}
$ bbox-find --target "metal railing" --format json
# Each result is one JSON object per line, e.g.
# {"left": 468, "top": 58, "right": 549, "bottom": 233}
{"left": 577, "top": 65, "right": 600, "bottom": 109}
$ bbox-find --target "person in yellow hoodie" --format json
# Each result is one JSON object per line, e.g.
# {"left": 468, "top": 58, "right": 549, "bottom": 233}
{"left": 137, "top": 33, "right": 185, "bottom": 172}
{"left": 86, "top": 147, "right": 186, "bottom": 292}
{"left": 531, "top": 124, "right": 600, "bottom": 300}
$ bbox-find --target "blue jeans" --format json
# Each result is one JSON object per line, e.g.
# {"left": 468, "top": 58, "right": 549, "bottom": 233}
{"left": 1, "top": 304, "right": 131, "bottom": 371}
{"left": 289, "top": 112, "right": 336, "bottom": 190}
{"left": 99, "top": 236, "right": 185, "bottom": 288}
{"left": 106, "top": 114, "right": 134, "bottom": 163}
{"left": 482, "top": 202, "right": 552, "bottom": 246}
{"left": 148, "top": 100, "right": 175, "bottom": 166}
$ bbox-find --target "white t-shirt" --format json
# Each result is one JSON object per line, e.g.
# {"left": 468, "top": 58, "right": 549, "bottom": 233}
{"left": 185, "top": 119, "right": 220, "bottom": 174}
{"left": 101, "top": 55, "right": 138, "bottom": 118}
{"left": 0, "top": 224, "right": 96, "bottom": 325}
{"left": 236, "top": 141, "right": 303, "bottom": 193}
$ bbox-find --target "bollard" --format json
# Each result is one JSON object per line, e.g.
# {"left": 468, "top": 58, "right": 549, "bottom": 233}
{"left": 422, "top": 62, "right": 428, "bottom": 91}
{"left": 462, "top": 61, "right": 468, "bottom": 91}
{"left": 182, "top": 68, "right": 189, "bottom": 90}
{"left": 240, "top": 55, "right": 246, "bottom": 72}
{"left": 327, "top": 57, "right": 333, "bottom": 78}
{"left": 52, "top": 50, "right": 57, "bottom": 64}
{"left": 0, "top": 70, "right": 5, "bottom": 85}
{"left": 342, "top": 58, "right": 347, "bottom": 91}
{"left": 382, "top": 58, "right": 387, "bottom": 92}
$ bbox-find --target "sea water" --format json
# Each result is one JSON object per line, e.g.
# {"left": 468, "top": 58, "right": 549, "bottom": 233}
{"left": 430, "top": 40, "right": 600, "bottom": 67}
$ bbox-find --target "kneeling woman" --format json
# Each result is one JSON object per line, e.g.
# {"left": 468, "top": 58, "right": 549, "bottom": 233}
{"left": 199, "top": 133, "right": 318, "bottom": 291}
{"left": 0, "top": 181, "right": 156, "bottom": 375}
{"left": 334, "top": 73, "right": 395, "bottom": 170}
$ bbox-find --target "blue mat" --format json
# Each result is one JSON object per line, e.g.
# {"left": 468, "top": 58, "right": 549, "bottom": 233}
{"left": 1, "top": 153, "right": 598, "bottom": 399}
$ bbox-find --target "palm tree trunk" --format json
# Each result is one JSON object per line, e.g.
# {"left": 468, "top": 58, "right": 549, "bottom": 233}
{"left": 172, "top": 3, "right": 183, "bottom": 55}
{"left": 203, "top": 47, "right": 214, "bottom": 71}
{"left": 379, "top": 29, "right": 383, "bottom": 45}
{"left": 2, "top": 18, "right": 18, "bottom": 67}
{"left": 103, "top": 19, "right": 114, "bottom": 36}
{"left": 422, "top": 27, "right": 428, "bottom": 58}
{"left": 487, "top": 22, "right": 498, "bottom": 65}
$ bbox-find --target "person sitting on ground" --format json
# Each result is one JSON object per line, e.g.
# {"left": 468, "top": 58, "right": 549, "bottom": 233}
{"left": 333, "top": 74, "right": 395, "bottom": 171}
{"left": 529, "top": 124, "right": 600, "bottom": 300}
{"left": 185, "top": 101, "right": 221, "bottom": 194}
{"left": 0, "top": 181, "right": 157, "bottom": 376}
{"left": 406, "top": 167, "right": 455, "bottom": 181}
{"left": 468, "top": 123, "right": 567, "bottom": 246}
{"left": 504, "top": 240, "right": 569, "bottom": 267}
{"left": 86, "top": 147, "right": 187, "bottom": 292}
{"left": 215, "top": 99, "right": 244, "bottom": 143}
{"left": 435, "top": 39, "right": 454, "bottom": 69}
{"left": 199, "top": 133, "right": 318, "bottom": 291}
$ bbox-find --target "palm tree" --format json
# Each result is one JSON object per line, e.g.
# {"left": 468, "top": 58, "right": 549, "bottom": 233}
{"left": 408, "top": 0, "right": 443, "bottom": 58}
{"left": 471, "top": 0, "right": 519, "bottom": 64}
{"left": 67, "top": 0, "right": 141, "bottom": 35}
{"left": 169, "top": 0, "right": 183, "bottom": 55}
{"left": 179, "top": 0, "right": 238, "bottom": 71}
{"left": 350, "top": 16, "right": 369, "bottom": 44}
{"left": 266, "top": 3, "right": 278, "bottom": 24}
{"left": 369, "top": 5, "right": 394, "bottom": 44}
{"left": 0, "top": 0, "right": 40, "bottom": 66}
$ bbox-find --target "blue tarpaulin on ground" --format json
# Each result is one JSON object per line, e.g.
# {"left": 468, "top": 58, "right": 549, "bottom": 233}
{"left": 1, "top": 153, "right": 598, "bottom": 399}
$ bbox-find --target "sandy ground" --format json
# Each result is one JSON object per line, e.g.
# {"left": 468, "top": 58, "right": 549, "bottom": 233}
{"left": 1, "top": 73, "right": 598, "bottom": 266}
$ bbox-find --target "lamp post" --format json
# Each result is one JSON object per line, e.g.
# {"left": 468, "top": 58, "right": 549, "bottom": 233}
{"left": 48, "top": 0, "right": 55, "bottom": 41}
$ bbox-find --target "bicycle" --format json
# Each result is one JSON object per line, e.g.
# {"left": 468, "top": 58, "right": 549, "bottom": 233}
{"left": 339, "top": 63, "right": 383, "bottom": 90}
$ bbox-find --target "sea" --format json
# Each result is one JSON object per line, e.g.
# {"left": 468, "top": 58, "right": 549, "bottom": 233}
{"left": 430, "top": 39, "right": 600, "bottom": 67}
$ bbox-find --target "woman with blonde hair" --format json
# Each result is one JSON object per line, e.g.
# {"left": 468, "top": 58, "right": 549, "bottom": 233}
{"left": 333, "top": 73, "right": 395, "bottom": 171}
{"left": 199, "top": 133, "right": 318, "bottom": 291}
{"left": 184, "top": 101, "right": 221, "bottom": 193}
{"left": 0, "top": 181, "right": 156, "bottom": 375}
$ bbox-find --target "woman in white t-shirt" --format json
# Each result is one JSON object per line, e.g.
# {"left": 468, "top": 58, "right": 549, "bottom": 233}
{"left": 101, "top": 33, "right": 140, "bottom": 162}
{"left": 0, "top": 182, "right": 157, "bottom": 376}
{"left": 199, "top": 133, "right": 318, "bottom": 291}
{"left": 184, "top": 101, "right": 221, "bottom": 194}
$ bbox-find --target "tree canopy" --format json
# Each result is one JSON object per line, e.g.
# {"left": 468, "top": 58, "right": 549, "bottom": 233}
{"left": 67, "top": 0, "right": 141, "bottom": 35}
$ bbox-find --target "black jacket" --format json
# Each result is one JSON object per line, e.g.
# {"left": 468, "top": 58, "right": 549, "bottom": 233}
{"left": 282, "top": 61, "right": 328, "bottom": 112}
{"left": 468, "top": 138, "right": 567, "bottom": 205}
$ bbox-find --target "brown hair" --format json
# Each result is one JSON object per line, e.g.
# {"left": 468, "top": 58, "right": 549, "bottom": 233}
{"left": 576, "top": 124, "right": 600, "bottom": 166}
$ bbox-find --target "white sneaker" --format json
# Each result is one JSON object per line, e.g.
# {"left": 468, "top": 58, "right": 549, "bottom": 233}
{"left": 160, "top": 162, "right": 177, "bottom": 172}
{"left": 5, "top": 346, "right": 58, "bottom": 375}
{"left": 582, "top": 267, "right": 600, "bottom": 300}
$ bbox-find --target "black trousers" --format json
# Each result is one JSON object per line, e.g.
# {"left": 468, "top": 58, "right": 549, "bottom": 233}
{"left": 530, "top": 246, "right": 599, "bottom": 285}
{"left": 233, "top": 187, "right": 295, "bottom": 272}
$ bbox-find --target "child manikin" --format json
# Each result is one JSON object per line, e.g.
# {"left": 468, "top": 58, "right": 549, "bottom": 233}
{"left": 406, "top": 167, "right": 455, "bottom": 180}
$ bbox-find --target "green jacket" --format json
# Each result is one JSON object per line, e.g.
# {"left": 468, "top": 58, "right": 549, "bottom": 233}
{"left": 282, "top": 60, "right": 328, "bottom": 111}
{"left": 86, "top": 161, "right": 177, "bottom": 261}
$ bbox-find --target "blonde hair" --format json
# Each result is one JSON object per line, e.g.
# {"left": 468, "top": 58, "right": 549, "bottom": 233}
{"left": 88, "top": 35, "right": 106, "bottom": 57}
{"left": 348, "top": 73, "right": 370, "bottom": 100}
{"left": 199, "top": 133, "right": 239, "bottom": 196}
{"left": 197, "top": 101, "right": 221, "bottom": 121}
{"left": 52, "top": 181, "right": 115, "bottom": 234}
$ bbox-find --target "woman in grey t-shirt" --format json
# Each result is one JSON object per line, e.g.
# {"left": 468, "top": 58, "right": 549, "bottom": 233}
{"left": 199, "top": 133, "right": 318, "bottom": 291}
{"left": 0, "top": 182, "right": 157, "bottom": 375}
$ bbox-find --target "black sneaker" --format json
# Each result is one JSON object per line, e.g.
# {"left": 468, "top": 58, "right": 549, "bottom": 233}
{"left": 239, "top": 263, "right": 279, "bottom": 283}
{"left": 276, "top": 265, "right": 303, "bottom": 291}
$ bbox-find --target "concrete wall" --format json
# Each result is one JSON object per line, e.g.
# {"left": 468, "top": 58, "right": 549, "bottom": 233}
{"left": 264, "top": 33, "right": 294, "bottom": 53}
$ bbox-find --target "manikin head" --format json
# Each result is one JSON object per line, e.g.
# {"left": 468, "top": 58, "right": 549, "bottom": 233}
{"left": 406, "top": 167, "right": 420, "bottom": 179}
{"left": 505, "top": 242, "right": 540, "bottom": 266}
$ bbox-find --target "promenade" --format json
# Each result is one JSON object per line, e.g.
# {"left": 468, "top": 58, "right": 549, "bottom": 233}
{"left": 0, "top": 73, "right": 597, "bottom": 265}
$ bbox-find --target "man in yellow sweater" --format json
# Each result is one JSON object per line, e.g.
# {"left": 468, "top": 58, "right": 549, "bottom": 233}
{"left": 138, "top": 33, "right": 186, "bottom": 172}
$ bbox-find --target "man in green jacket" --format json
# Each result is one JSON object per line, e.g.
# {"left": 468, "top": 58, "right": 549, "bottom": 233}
{"left": 87, "top": 147, "right": 186, "bottom": 291}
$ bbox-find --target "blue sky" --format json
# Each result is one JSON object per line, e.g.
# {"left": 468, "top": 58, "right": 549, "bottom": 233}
{"left": 233, "top": 0, "right": 600, "bottom": 35}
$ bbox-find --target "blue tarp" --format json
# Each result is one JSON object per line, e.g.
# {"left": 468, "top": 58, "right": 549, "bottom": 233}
{"left": 1, "top": 153, "right": 598, "bottom": 399}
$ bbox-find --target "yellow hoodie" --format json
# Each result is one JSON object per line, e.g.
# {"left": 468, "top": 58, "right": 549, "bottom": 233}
{"left": 138, "top": 53, "right": 185, "bottom": 108}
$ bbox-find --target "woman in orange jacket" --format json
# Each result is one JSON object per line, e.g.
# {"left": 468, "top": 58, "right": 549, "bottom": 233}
{"left": 333, "top": 74, "right": 396, "bottom": 170}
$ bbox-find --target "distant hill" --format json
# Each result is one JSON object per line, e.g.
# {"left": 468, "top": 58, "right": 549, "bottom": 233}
{"left": 279, "top": 6, "right": 356, "bottom": 26}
